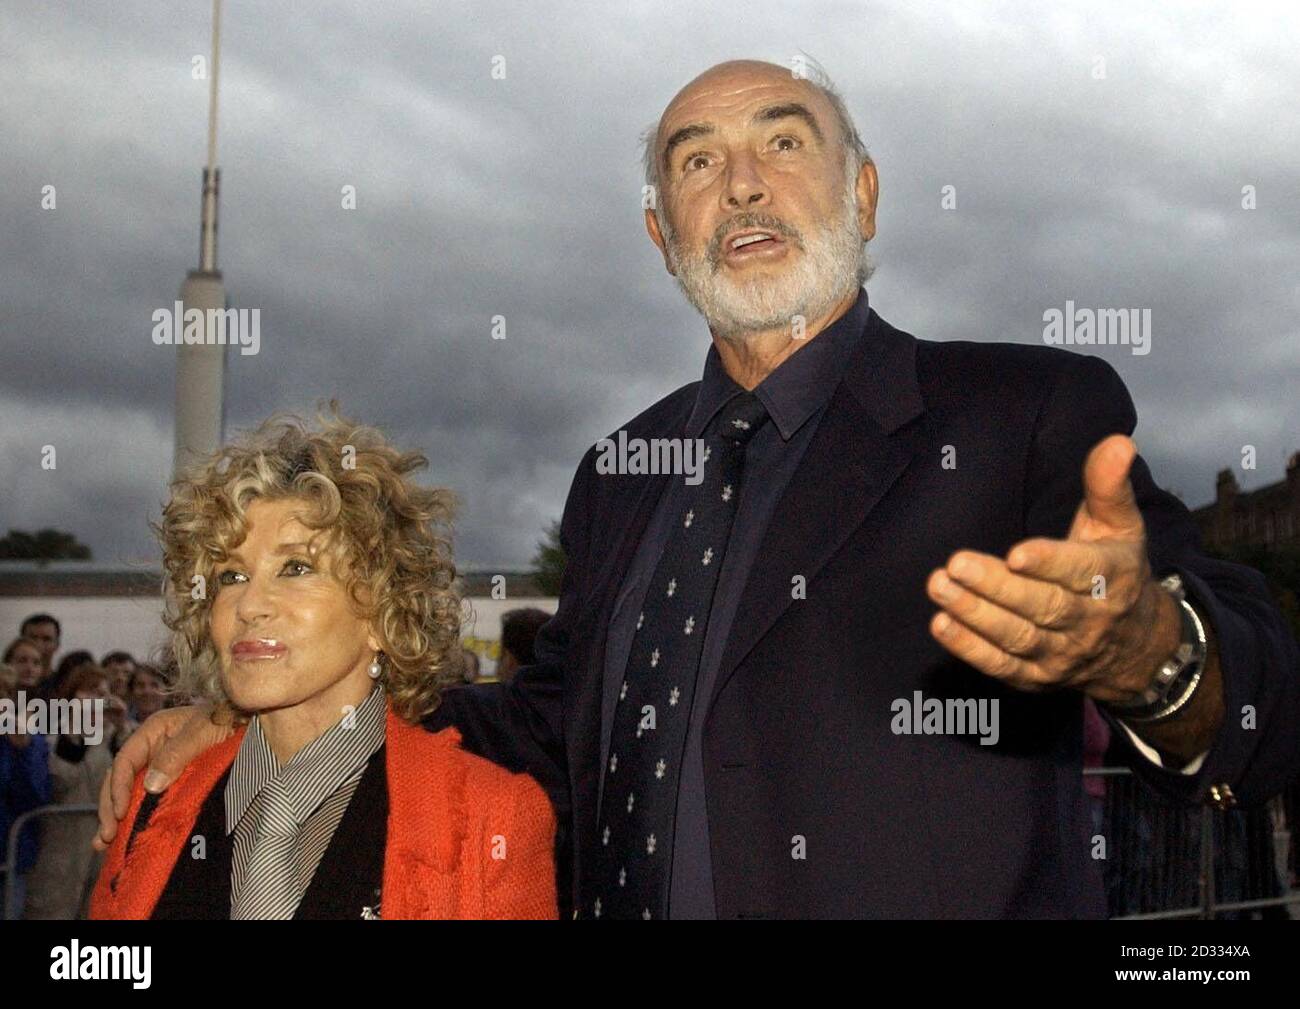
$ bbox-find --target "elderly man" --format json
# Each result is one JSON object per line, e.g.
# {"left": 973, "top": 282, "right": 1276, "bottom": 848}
{"left": 99, "top": 59, "right": 1299, "bottom": 919}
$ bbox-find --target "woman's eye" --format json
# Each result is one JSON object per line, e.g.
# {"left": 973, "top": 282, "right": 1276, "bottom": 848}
{"left": 282, "top": 559, "right": 312, "bottom": 576}
{"left": 215, "top": 569, "right": 243, "bottom": 586}
{"left": 773, "top": 135, "right": 800, "bottom": 151}
{"left": 685, "top": 154, "right": 709, "bottom": 172}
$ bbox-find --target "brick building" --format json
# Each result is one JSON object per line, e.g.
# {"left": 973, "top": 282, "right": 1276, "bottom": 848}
{"left": 1192, "top": 452, "right": 1300, "bottom": 552}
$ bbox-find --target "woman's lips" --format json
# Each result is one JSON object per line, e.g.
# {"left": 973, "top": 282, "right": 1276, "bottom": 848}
{"left": 231, "top": 639, "right": 287, "bottom": 660}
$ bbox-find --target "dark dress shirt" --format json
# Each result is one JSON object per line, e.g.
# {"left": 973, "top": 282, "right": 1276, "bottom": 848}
{"left": 600, "top": 287, "right": 873, "bottom": 918}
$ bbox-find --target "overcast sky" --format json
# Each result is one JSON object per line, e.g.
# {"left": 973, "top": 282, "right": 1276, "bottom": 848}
{"left": 2, "top": 0, "right": 1297, "bottom": 570}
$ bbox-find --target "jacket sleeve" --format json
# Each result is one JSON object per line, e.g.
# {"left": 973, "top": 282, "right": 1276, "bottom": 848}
{"left": 7, "top": 733, "right": 52, "bottom": 815}
{"left": 1022, "top": 351, "right": 1300, "bottom": 807}
{"left": 482, "top": 772, "right": 559, "bottom": 920}
{"left": 425, "top": 445, "right": 598, "bottom": 810}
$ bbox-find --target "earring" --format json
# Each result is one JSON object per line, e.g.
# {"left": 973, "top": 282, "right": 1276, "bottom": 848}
{"left": 368, "top": 653, "right": 383, "bottom": 679}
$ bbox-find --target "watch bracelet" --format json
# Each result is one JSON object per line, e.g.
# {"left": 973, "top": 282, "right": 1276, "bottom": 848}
{"left": 1115, "top": 593, "right": 1209, "bottom": 723}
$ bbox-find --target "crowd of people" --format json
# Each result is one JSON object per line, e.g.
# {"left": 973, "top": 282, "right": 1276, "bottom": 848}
{"left": 0, "top": 613, "right": 173, "bottom": 919}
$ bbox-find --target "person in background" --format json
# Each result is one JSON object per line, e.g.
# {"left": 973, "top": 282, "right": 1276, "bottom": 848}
{"left": 127, "top": 663, "right": 168, "bottom": 722}
{"left": 0, "top": 660, "right": 52, "bottom": 919}
{"left": 3, "top": 638, "right": 45, "bottom": 691}
{"left": 495, "top": 608, "right": 552, "bottom": 687}
{"left": 101, "top": 652, "right": 136, "bottom": 703}
{"left": 460, "top": 647, "right": 481, "bottom": 684}
{"left": 22, "top": 664, "right": 124, "bottom": 919}
{"left": 18, "top": 614, "right": 60, "bottom": 685}
{"left": 38, "top": 649, "right": 93, "bottom": 703}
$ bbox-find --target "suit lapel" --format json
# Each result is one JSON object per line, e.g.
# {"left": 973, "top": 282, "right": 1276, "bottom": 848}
{"left": 294, "top": 745, "right": 387, "bottom": 920}
{"left": 708, "top": 310, "right": 928, "bottom": 712}
{"left": 570, "top": 398, "right": 693, "bottom": 908}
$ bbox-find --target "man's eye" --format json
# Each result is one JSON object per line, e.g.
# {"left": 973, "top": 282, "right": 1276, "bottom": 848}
{"left": 683, "top": 153, "right": 710, "bottom": 172}
{"left": 282, "top": 559, "right": 312, "bottom": 576}
{"left": 773, "top": 135, "right": 800, "bottom": 151}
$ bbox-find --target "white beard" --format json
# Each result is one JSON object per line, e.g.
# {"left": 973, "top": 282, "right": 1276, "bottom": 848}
{"left": 663, "top": 172, "right": 870, "bottom": 341}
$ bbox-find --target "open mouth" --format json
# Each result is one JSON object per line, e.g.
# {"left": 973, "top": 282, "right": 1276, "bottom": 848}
{"left": 723, "top": 230, "right": 787, "bottom": 261}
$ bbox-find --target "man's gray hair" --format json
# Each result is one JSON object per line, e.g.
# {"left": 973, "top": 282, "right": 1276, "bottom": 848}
{"left": 640, "top": 56, "right": 871, "bottom": 239}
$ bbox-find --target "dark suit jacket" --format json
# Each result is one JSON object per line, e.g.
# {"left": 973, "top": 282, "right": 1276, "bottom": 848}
{"left": 430, "top": 306, "right": 1300, "bottom": 918}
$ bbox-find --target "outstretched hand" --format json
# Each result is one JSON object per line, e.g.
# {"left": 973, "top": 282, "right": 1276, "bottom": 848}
{"left": 926, "top": 434, "right": 1179, "bottom": 700}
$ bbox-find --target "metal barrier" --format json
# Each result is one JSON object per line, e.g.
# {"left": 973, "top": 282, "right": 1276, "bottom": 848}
{"left": 3, "top": 803, "right": 98, "bottom": 920}
{"left": 1086, "top": 767, "right": 1298, "bottom": 919}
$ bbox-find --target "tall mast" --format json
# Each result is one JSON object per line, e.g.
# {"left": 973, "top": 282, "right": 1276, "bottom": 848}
{"left": 172, "top": 0, "right": 228, "bottom": 479}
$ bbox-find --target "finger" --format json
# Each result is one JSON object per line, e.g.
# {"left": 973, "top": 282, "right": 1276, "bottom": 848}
{"left": 1006, "top": 538, "right": 1108, "bottom": 593}
{"left": 928, "top": 568, "right": 1059, "bottom": 658}
{"left": 107, "top": 705, "right": 196, "bottom": 816}
{"left": 943, "top": 550, "right": 1081, "bottom": 629}
{"left": 151, "top": 707, "right": 234, "bottom": 786}
{"left": 1079, "top": 434, "right": 1144, "bottom": 538}
{"left": 930, "top": 611, "right": 1041, "bottom": 688}
{"left": 94, "top": 767, "right": 117, "bottom": 849}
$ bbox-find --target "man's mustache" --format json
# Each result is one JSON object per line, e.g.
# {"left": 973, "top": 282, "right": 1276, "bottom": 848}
{"left": 703, "top": 215, "right": 803, "bottom": 263}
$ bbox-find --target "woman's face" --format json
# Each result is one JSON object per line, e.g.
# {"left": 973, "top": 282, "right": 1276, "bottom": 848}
{"left": 104, "top": 659, "right": 134, "bottom": 699}
{"left": 75, "top": 677, "right": 109, "bottom": 704}
{"left": 209, "top": 497, "right": 379, "bottom": 722}
{"left": 9, "top": 642, "right": 44, "bottom": 689}
{"left": 130, "top": 671, "right": 165, "bottom": 719}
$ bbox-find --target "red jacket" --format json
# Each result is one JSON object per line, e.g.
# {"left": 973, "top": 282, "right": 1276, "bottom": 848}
{"left": 90, "top": 709, "right": 557, "bottom": 919}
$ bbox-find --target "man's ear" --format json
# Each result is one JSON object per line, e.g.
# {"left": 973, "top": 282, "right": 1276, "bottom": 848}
{"left": 855, "top": 158, "right": 879, "bottom": 243}
{"left": 645, "top": 207, "right": 677, "bottom": 276}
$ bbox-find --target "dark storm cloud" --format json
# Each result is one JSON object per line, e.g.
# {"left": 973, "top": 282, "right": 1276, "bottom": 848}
{"left": 2, "top": 1, "right": 1297, "bottom": 567}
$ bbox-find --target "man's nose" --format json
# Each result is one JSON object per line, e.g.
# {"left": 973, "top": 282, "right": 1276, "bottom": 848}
{"left": 721, "top": 152, "right": 768, "bottom": 209}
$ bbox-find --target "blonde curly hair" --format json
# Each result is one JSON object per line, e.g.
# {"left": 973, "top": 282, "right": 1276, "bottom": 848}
{"left": 155, "top": 402, "right": 461, "bottom": 724}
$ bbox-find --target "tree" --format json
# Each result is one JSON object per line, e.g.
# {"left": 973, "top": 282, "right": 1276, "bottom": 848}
{"left": 0, "top": 528, "right": 92, "bottom": 561}
{"left": 531, "top": 519, "right": 566, "bottom": 597}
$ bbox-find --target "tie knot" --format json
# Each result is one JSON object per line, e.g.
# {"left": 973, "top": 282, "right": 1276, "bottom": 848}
{"left": 256, "top": 777, "right": 300, "bottom": 836}
{"left": 716, "top": 392, "right": 770, "bottom": 446}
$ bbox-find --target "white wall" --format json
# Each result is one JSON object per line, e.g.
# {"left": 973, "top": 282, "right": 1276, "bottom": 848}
{"left": 0, "top": 597, "right": 172, "bottom": 666}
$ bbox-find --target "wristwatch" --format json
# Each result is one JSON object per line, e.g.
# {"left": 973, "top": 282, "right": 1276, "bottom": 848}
{"left": 1104, "top": 573, "right": 1208, "bottom": 723}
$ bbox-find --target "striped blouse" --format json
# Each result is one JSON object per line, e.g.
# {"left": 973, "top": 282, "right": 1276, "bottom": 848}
{"left": 224, "top": 684, "right": 386, "bottom": 918}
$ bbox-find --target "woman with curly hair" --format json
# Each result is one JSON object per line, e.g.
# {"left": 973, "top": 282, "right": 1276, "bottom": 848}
{"left": 89, "top": 407, "right": 556, "bottom": 919}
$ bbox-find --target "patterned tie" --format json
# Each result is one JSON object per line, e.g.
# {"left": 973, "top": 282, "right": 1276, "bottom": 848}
{"left": 593, "top": 390, "right": 771, "bottom": 919}
{"left": 231, "top": 777, "right": 301, "bottom": 919}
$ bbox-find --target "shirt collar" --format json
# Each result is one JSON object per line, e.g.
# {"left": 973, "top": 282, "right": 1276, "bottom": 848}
{"left": 225, "top": 683, "right": 387, "bottom": 835}
{"left": 684, "top": 286, "right": 870, "bottom": 441}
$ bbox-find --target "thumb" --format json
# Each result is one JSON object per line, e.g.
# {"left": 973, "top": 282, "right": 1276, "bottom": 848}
{"left": 1078, "top": 434, "right": 1144, "bottom": 538}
